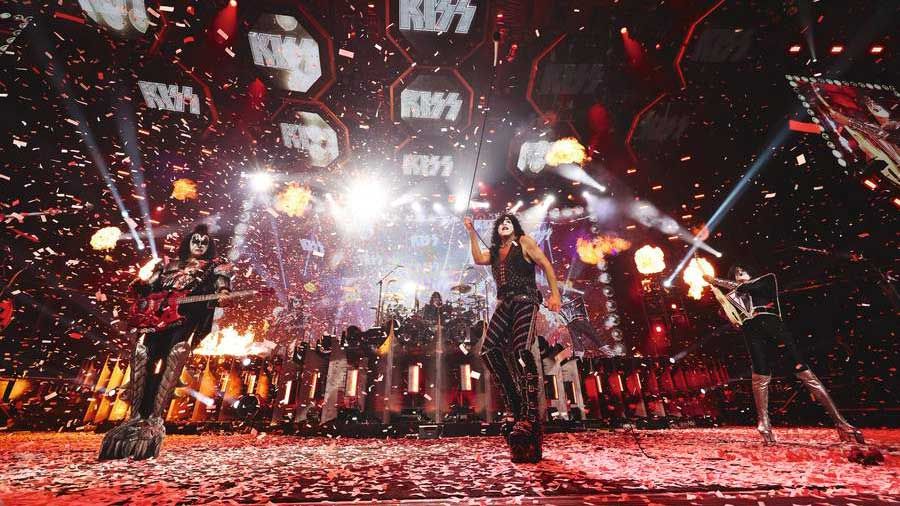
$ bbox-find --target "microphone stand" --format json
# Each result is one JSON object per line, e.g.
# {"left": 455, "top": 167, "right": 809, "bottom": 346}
{"left": 375, "top": 265, "right": 402, "bottom": 326}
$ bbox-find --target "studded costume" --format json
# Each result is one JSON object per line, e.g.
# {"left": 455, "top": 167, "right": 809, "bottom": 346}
{"left": 481, "top": 238, "right": 544, "bottom": 462}
{"left": 99, "top": 225, "right": 232, "bottom": 460}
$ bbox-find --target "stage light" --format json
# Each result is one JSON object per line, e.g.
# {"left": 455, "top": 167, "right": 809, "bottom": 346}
{"left": 229, "top": 0, "right": 237, "bottom": 6}
{"left": 346, "top": 177, "right": 387, "bottom": 220}
{"left": 620, "top": 27, "right": 628, "bottom": 35}
{"left": 453, "top": 192, "right": 467, "bottom": 212}
{"left": 870, "top": 45, "right": 884, "bottom": 54}
{"left": 789, "top": 45, "right": 802, "bottom": 53}
{"left": 654, "top": 325, "right": 663, "bottom": 333}
{"left": 544, "top": 194, "right": 556, "bottom": 205}
{"left": 249, "top": 172, "right": 274, "bottom": 193}
{"left": 830, "top": 45, "right": 844, "bottom": 54}
{"left": 509, "top": 200, "right": 524, "bottom": 213}
{"left": 893, "top": 198, "right": 900, "bottom": 209}
{"left": 863, "top": 179, "right": 877, "bottom": 190}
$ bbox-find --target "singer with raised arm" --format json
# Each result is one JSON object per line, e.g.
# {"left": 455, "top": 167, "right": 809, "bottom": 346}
{"left": 100, "top": 224, "right": 233, "bottom": 460}
{"left": 464, "top": 214, "right": 560, "bottom": 462}
{"left": 705, "top": 265, "right": 864, "bottom": 445}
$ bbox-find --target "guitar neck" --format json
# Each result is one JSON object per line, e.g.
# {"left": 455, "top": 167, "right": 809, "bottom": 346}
{"left": 177, "top": 290, "right": 256, "bottom": 305}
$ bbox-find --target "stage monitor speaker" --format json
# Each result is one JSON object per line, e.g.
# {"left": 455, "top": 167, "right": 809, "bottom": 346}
{"left": 418, "top": 424, "right": 442, "bottom": 439}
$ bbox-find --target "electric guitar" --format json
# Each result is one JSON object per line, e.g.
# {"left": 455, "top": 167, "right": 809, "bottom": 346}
{"left": 127, "top": 288, "right": 271, "bottom": 332}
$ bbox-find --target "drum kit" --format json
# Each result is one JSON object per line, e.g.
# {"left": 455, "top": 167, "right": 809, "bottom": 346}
{"left": 384, "top": 280, "right": 490, "bottom": 347}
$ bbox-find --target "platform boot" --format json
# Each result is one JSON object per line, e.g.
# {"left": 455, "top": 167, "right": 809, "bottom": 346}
{"left": 507, "top": 349, "right": 542, "bottom": 463}
{"left": 751, "top": 373, "right": 776, "bottom": 445}
{"left": 796, "top": 369, "right": 865, "bottom": 444}
{"left": 99, "top": 338, "right": 150, "bottom": 460}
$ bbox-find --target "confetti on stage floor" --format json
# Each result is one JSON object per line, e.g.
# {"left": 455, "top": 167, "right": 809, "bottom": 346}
{"left": 0, "top": 428, "right": 897, "bottom": 505}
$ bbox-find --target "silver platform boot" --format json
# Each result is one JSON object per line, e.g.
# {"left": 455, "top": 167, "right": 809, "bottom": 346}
{"left": 796, "top": 369, "right": 865, "bottom": 444}
{"left": 751, "top": 373, "right": 776, "bottom": 445}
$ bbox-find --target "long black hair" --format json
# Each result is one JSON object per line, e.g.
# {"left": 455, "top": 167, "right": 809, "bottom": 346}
{"left": 177, "top": 223, "right": 216, "bottom": 262}
{"left": 489, "top": 213, "right": 525, "bottom": 262}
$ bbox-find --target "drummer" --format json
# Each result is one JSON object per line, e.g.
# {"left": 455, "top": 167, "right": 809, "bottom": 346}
{"left": 422, "top": 291, "right": 444, "bottom": 323}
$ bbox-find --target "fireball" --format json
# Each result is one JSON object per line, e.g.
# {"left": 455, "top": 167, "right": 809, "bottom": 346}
{"left": 683, "top": 257, "right": 715, "bottom": 300}
{"left": 546, "top": 137, "right": 587, "bottom": 167}
{"left": 275, "top": 183, "right": 312, "bottom": 217}
{"left": 194, "top": 326, "right": 275, "bottom": 356}
{"left": 171, "top": 178, "right": 198, "bottom": 201}
{"left": 576, "top": 235, "right": 631, "bottom": 265}
{"left": 634, "top": 245, "right": 665, "bottom": 275}
{"left": 90, "top": 226, "right": 122, "bottom": 251}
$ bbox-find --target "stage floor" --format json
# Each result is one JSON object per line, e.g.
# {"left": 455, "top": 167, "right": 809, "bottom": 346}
{"left": 0, "top": 428, "right": 897, "bottom": 505}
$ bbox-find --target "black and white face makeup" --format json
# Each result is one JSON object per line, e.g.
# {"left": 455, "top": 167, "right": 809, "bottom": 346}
{"left": 497, "top": 217, "right": 515, "bottom": 238}
{"left": 189, "top": 233, "right": 210, "bottom": 258}
{"left": 734, "top": 267, "right": 751, "bottom": 282}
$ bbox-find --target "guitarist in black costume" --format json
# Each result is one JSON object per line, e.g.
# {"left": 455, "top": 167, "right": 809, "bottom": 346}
{"left": 100, "top": 224, "right": 232, "bottom": 460}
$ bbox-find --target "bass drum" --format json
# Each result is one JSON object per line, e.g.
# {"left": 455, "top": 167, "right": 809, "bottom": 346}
{"left": 397, "top": 315, "right": 434, "bottom": 345}
{"left": 442, "top": 317, "right": 470, "bottom": 345}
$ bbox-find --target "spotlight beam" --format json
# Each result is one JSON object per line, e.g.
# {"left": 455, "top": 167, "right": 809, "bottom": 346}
{"left": 664, "top": 125, "right": 792, "bottom": 286}
{"left": 115, "top": 90, "right": 157, "bottom": 258}
{"left": 30, "top": 33, "right": 144, "bottom": 251}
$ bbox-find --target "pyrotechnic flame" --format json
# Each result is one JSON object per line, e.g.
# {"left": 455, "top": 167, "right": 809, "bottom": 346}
{"left": 275, "top": 183, "right": 312, "bottom": 217}
{"left": 683, "top": 257, "right": 715, "bottom": 300}
{"left": 634, "top": 245, "right": 666, "bottom": 275}
{"left": 546, "top": 137, "right": 587, "bottom": 167}
{"left": 90, "top": 226, "right": 122, "bottom": 251}
{"left": 576, "top": 235, "right": 631, "bottom": 265}
{"left": 195, "top": 326, "right": 274, "bottom": 356}
{"left": 171, "top": 178, "right": 198, "bottom": 201}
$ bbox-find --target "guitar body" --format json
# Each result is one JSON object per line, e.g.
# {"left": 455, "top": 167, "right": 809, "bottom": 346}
{"left": 128, "top": 290, "right": 191, "bottom": 332}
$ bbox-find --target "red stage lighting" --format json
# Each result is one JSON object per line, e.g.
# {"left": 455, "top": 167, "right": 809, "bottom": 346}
{"left": 620, "top": 27, "right": 628, "bottom": 35}
{"left": 893, "top": 197, "right": 900, "bottom": 209}
{"left": 863, "top": 179, "right": 877, "bottom": 190}
{"left": 830, "top": 45, "right": 844, "bottom": 54}
{"left": 870, "top": 45, "right": 884, "bottom": 54}
{"left": 229, "top": 0, "right": 237, "bottom": 6}
{"left": 654, "top": 325, "right": 663, "bottom": 333}
{"left": 788, "top": 45, "right": 802, "bottom": 53}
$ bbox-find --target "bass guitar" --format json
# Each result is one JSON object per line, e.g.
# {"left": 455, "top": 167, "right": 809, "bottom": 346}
{"left": 127, "top": 288, "right": 269, "bottom": 332}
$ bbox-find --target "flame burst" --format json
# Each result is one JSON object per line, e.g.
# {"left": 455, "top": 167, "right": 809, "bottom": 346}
{"left": 634, "top": 245, "right": 666, "bottom": 275}
{"left": 546, "top": 137, "right": 587, "bottom": 167}
{"left": 275, "top": 183, "right": 312, "bottom": 217}
{"left": 195, "top": 326, "right": 273, "bottom": 356}
{"left": 90, "top": 226, "right": 122, "bottom": 251}
{"left": 683, "top": 257, "right": 715, "bottom": 300}
{"left": 171, "top": 178, "right": 198, "bottom": 201}
{"left": 576, "top": 235, "right": 631, "bottom": 265}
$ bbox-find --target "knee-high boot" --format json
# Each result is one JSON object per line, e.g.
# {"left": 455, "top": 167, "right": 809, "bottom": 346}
{"left": 507, "top": 349, "right": 542, "bottom": 463}
{"left": 481, "top": 347, "right": 521, "bottom": 433}
{"left": 751, "top": 373, "right": 776, "bottom": 445}
{"left": 99, "top": 338, "right": 150, "bottom": 460}
{"left": 796, "top": 369, "right": 865, "bottom": 444}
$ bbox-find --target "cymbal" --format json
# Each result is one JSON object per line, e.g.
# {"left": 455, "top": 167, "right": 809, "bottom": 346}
{"left": 464, "top": 293, "right": 486, "bottom": 300}
{"left": 450, "top": 284, "right": 472, "bottom": 294}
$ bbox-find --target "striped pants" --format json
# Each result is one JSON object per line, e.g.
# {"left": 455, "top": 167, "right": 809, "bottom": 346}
{"left": 481, "top": 298, "right": 541, "bottom": 422}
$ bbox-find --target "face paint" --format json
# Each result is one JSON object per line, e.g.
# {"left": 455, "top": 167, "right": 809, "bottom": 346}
{"left": 190, "top": 233, "right": 210, "bottom": 257}
{"left": 734, "top": 268, "right": 751, "bottom": 282}
{"left": 497, "top": 217, "right": 515, "bottom": 237}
